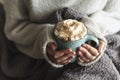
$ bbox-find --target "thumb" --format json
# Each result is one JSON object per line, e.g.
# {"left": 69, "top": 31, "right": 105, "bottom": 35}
{"left": 98, "top": 40, "right": 105, "bottom": 53}
{"left": 47, "top": 42, "right": 57, "bottom": 51}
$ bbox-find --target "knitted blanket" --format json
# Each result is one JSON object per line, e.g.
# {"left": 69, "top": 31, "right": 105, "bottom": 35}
{"left": 56, "top": 33, "right": 120, "bottom": 80}
{"left": 0, "top": 6, "right": 120, "bottom": 80}
{"left": 48, "top": 7, "right": 120, "bottom": 80}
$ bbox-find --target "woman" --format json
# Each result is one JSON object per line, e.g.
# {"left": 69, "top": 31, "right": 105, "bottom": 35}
{"left": 2, "top": 0, "right": 120, "bottom": 80}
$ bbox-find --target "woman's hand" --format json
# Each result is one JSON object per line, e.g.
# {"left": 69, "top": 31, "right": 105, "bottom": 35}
{"left": 77, "top": 40, "right": 105, "bottom": 63}
{"left": 46, "top": 42, "right": 75, "bottom": 65}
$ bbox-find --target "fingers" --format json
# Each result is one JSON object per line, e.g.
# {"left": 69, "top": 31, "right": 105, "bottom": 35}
{"left": 77, "top": 44, "right": 99, "bottom": 57}
{"left": 56, "top": 53, "right": 74, "bottom": 64}
{"left": 47, "top": 43, "right": 75, "bottom": 65}
{"left": 77, "top": 44, "right": 99, "bottom": 63}
{"left": 77, "top": 48, "right": 96, "bottom": 61}
{"left": 82, "top": 44, "right": 99, "bottom": 56}
{"left": 54, "top": 49, "right": 75, "bottom": 64}
{"left": 55, "top": 49, "right": 74, "bottom": 58}
{"left": 77, "top": 51, "right": 91, "bottom": 62}
{"left": 47, "top": 40, "right": 105, "bottom": 65}
{"left": 47, "top": 42, "right": 57, "bottom": 51}
{"left": 98, "top": 40, "right": 105, "bottom": 53}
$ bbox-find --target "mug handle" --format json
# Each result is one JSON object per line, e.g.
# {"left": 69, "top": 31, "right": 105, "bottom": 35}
{"left": 85, "top": 35, "right": 99, "bottom": 48}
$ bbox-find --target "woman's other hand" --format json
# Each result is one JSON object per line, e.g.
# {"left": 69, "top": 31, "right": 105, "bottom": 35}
{"left": 77, "top": 40, "right": 105, "bottom": 63}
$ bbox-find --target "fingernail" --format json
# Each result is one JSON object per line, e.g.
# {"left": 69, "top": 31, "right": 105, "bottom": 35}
{"left": 92, "top": 56, "right": 96, "bottom": 60}
{"left": 80, "top": 47, "right": 83, "bottom": 50}
{"left": 69, "top": 49, "right": 72, "bottom": 52}
{"left": 79, "top": 58, "right": 84, "bottom": 63}
{"left": 98, "top": 49, "right": 102, "bottom": 53}
{"left": 80, "top": 60, "right": 84, "bottom": 63}
{"left": 73, "top": 52, "right": 76, "bottom": 55}
{"left": 69, "top": 60, "right": 72, "bottom": 63}
{"left": 72, "top": 55, "right": 75, "bottom": 58}
{"left": 78, "top": 51, "right": 82, "bottom": 55}
{"left": 86, "top": 60, "right": 90, "bottom": 62}
{"left": 55, "top": 55, "right": 59, "bottom": 58}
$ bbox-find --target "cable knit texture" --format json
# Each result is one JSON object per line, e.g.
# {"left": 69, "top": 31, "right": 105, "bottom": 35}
{"left": 4, "top": 0, "right": 120, "bottom": 68}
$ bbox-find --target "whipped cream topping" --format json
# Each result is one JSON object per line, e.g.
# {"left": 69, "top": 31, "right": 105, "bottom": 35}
{"left": 54, "top": 19, "right": 87, "bottom": 41}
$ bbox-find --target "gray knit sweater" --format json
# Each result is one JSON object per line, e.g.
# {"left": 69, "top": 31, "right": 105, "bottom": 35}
{"left": 4, "top": 0, "right": 120, "bottom": 67}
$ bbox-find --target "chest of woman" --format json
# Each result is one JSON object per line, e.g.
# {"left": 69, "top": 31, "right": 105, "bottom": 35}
{"left": 25, "top": 0, "right": 108, "bottom": 23}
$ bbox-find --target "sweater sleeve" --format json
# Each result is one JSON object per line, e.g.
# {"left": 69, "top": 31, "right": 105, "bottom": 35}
{"left": 78, "top": 0, "right": 120, "bottom": 66}
{"left": 4, "top": 0, "right": 63, "bottom": 68}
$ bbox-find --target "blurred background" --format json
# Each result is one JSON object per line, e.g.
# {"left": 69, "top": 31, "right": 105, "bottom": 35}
{"left": 0, "top": 0, "right": 3, "bottom": 4}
